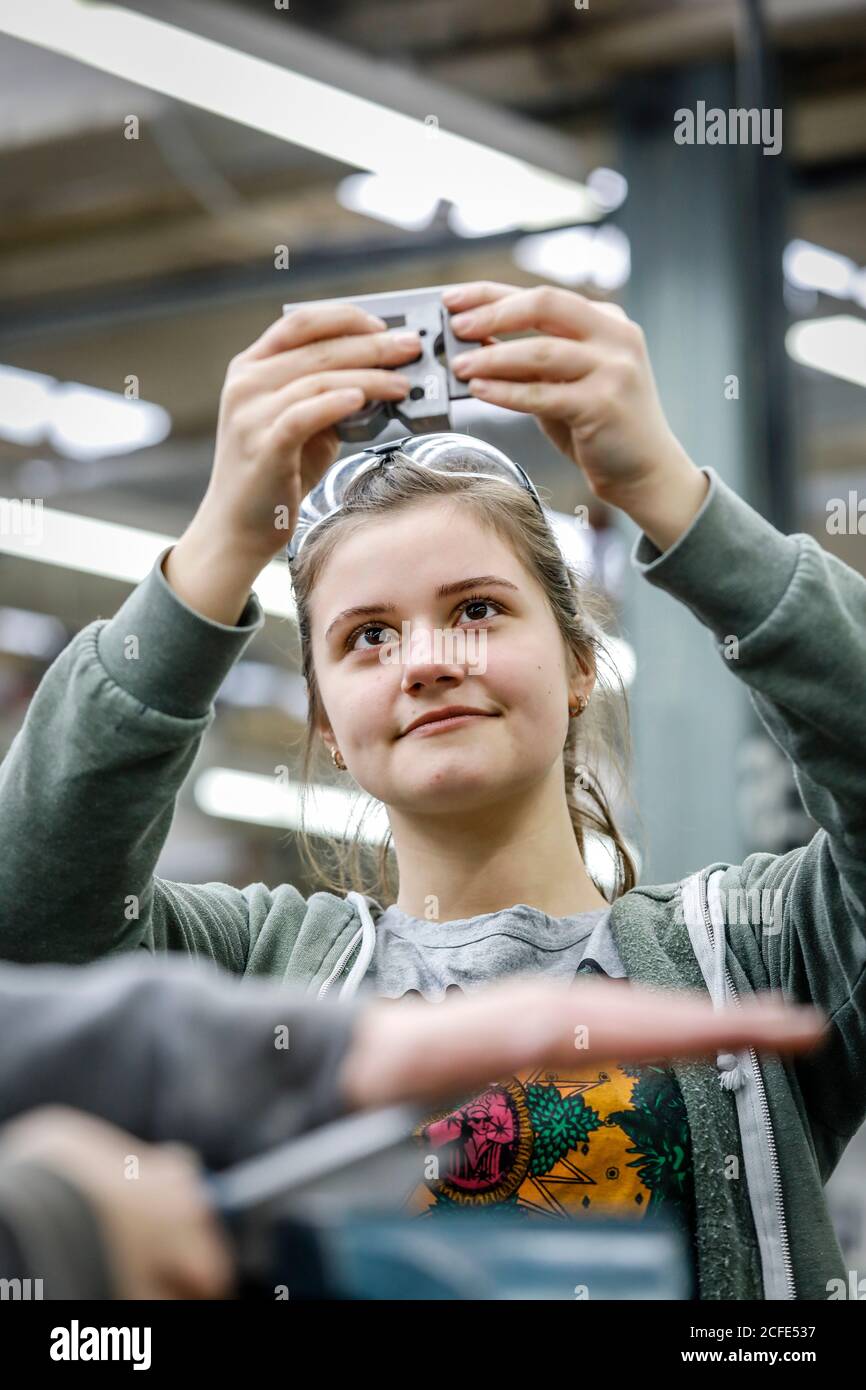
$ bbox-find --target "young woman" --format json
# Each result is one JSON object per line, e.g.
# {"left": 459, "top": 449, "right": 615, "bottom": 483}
{"left": 1, "top": 281, "right": 863, "bottom": 1302}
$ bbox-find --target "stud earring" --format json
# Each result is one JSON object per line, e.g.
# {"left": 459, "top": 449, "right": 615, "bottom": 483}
{"left": 568, "top": 695, "right": 589, "bottom": 718}
{"left": 330, "top": 745, "right": 347, "bottom": 771}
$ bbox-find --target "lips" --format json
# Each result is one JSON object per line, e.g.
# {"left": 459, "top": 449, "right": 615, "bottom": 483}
{"left": 401, "top": 708, "right": 497, "bottom": 737}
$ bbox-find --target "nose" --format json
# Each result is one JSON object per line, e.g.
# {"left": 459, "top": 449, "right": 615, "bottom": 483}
{"left": 397, "top": 622, "right": 469, "bottom": 694}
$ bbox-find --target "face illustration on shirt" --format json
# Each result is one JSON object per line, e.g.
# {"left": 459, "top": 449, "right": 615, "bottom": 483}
{"left": 409, "top": 1060, "right": 695, "bottom": 1226}
{"left": 424, "top": 1085, "right": 521, "bottom": 1193}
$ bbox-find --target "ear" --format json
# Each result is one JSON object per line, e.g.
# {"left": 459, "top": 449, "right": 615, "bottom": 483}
{"left": 567, "top": 649, "right": 597, "bottom": 707}
{"left": 316, "top": 714, "right": 337, "bottom": 757}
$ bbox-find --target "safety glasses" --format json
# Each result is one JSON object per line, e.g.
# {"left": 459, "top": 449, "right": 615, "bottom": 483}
{"left": 286, "top": 432, "right": 546, "bottom": 563}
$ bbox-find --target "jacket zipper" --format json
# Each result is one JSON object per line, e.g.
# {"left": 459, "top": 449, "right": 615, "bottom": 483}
{"left": 699, "top": 867, "right": 796, "bottom": 1299}
{"left": 316, "top": 926, "right": 362, "bottom": 1001}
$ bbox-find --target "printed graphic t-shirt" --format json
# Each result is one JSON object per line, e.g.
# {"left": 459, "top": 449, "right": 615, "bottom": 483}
{"left": 359, "top": 901, "right": 698, "bottom": 1266}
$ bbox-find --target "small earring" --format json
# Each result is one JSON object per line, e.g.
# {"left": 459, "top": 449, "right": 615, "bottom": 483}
{"left": 330, "top": 746, "right": 347, "bottom": 771}
{"left": 568, "top": 695, "right": 589, "bottom": 718}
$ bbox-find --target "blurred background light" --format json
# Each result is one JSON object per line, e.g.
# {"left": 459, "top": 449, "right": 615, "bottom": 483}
{"left": 1, "top": 0, "right": 598, "bottom": 229}
{"left": 512, "top": 224, "right": 630, "bottom": 290}
{"left": 337, "top": 173, "right": 440, "bottom": 232}
{"left": 0, "top": 365, "right": 171, "bottom": 458}
{"left": 786, "top": 315, "right": 866, "bottom": 389}
{"left": 0, "top": 504, "right": 297, "bottom": 617}
{"left": 585, "top": 167, "right": 629, "bottom": 213}
{"left": 783, "top": 238, "right": 859, "bottom": 299}
{"left": 194, "top": 766, "right": 390, "bottom": 843}
{"left": 0, "top": 606, "right": 67, "bottom": 659}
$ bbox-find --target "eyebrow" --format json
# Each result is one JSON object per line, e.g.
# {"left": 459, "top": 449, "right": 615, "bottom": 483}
{"left": 324, "top": 575, "right": 520, "bottom": 642}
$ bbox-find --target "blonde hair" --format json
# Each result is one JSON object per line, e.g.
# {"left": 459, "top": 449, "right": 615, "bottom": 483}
{"left": 288, "top": 446, "right": 640, "bottom": 905}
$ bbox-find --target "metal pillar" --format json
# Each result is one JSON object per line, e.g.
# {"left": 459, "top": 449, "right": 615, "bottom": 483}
{"left": 614, "top": 59, "right": 792, "bottom": 882}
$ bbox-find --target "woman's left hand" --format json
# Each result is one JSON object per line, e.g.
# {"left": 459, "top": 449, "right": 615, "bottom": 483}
{"left": 443, "top": 280, "right": 694, "bottom": 508}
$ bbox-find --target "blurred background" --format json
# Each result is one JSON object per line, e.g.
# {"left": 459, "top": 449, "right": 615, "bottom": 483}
{"left": 0, "top": 0, "right": 864, "bottom": 1268}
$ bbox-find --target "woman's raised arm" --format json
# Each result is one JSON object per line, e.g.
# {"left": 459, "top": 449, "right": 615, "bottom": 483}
{"left": 443, "top": 277, "right": 866, "bottom": 1173}
{"left": 0, "top": 303, "right": 421, "bottom": 968}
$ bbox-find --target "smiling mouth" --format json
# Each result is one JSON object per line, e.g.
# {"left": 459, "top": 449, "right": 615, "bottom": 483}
{"left": 404, "top": 712, "right": 499, "bottom": 737}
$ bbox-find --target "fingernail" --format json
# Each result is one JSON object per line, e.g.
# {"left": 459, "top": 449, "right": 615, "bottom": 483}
{"left": 392, "top": 331, "right": 421, "bottom": 348}
{"left": 442, "top": 288, "right": 464, "bottom": 305}
{"left": 366, "top": 315, "right": 388, "bottom": 329}
{"left": 450, "top": 313, "right": 476, "bottom": 331}
{"left": 451, "top": 352, "right": 473, "bottom": 368}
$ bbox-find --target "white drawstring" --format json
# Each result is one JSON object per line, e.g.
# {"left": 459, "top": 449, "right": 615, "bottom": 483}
{"left": 337, "top": 892, "right": 378, "bottom": 1000}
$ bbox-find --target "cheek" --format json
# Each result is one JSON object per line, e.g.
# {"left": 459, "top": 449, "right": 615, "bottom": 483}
{"left": 484, "top": 634, "right": 568, "bottom": 723}
{"left": 335, "top": 666, "right": 394, "bottom": 747}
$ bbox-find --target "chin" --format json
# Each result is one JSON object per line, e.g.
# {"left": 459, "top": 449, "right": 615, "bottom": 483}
{"left": 394, "top": 761, "right": 512, "bottom": 813}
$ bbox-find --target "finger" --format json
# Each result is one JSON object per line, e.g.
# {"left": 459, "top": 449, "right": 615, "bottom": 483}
{"left": 264, "top": 368, "right": 410, "bottom": 424}
{"left": 594, "top": 302, "right": 629, "bottom": 322}
{"left": 240, "top": 303, "right": 388, "bottom": 362}
{"left": 441, "top": 280, "right": 521, "bottom": 311}
{"left": 452, "top": 336, "right": 595, "bottom": 384}
{"left": 411, "top": 990, "right": 822, "bottom": 1097}
{"left": 362, "top": 981, "right": 826, "bottom": 1109}
{"left": 266, "top": 387, "right": 366, "bottom": 456}
{"left": 465, "top": 377, "right": 580, "bottom": 417}
{"left": 450, "top": 285, "right": 631, "bottom": 344}
{"left": 249, "top": 328, "right": 423, "bottom": 394}
{"left": 555, "top": 990, "right": 827, "bottom": 1065}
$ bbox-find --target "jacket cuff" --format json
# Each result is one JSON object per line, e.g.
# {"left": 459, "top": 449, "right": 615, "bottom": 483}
{"left": 630, "top": 467, "right": 802, "bottom": 641}
{"left": 0, "top": 1159, "right": 116, "bottom": 1299}
{"left": 96, "top": 544, "right": 265, "bottom": 719}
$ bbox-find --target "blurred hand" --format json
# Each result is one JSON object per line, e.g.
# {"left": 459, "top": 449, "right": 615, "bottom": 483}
{"left": 339, "top": 974, "right": 828, "bottom": 1110}
{"left": 0, "top": 1107, "right": 235, "bottom": 1299}
{"left": 443, "top": 280, "right": 693, "bottom": 507}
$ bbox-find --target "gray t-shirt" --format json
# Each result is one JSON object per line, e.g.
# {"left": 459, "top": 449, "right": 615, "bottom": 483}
{"left": 358, "top": 900, "right": 625, "bottom": 1002}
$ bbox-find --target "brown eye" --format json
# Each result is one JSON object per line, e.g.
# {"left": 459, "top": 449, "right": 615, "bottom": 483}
{"left": 347, "top": 623, "right": 400, "bottom": 653}
{"left": 457, "top": 596, "right": 502, "bottom": 623}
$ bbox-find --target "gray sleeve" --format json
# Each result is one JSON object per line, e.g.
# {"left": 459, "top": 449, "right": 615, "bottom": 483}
{"left": 0, "top": 1159, "right": 115, "bottom": 1299}
{"left": 632, "top": 465, "right": 866, "bottom": 1162}
{"left": 0, "top": 543, "right": 265, "bottom": 969}
{"left": 0, "top": 953, "right": 363, "bottom": 1169}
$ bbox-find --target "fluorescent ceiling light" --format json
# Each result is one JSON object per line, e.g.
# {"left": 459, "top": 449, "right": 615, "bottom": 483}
{"left": 193, "top": 766, "right": 640, "bottom": 890}
{"left": 0, "top": 502, "right": 297, "bottom": 618}
{"left": 785, "top": 315, "right": 866, "bottom": 390}
{"left": 585, "top": 167, "right": 628, "bottom": 212}
{"left": 513, "top": 225, "right": 631, "bottom": 291}
{"left": 194, "top": 766, "right": 389, "bottom": 843}
{"left": 337, "top": 173, "right": 440, "bottom": 232}
{"left": 0, "top": 366, "right": 55, "bottom": 445}
{"left": 0, "top": 364, "right": 170, "bottom": 459}
{"left": 783, "top": 239, "right": 857, "bottom": 299}
{"left": 0, "top": 605, "right": 67, "bottom": 659}
{"left": 448, "top": 203, "right": 526, "bottom": 239}
{"left": 1, "top": 0, "right": 599, "bottom": 230}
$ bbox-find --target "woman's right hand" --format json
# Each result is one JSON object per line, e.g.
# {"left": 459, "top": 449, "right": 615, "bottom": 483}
{"left": 163, "top": 304, "right": 422, "bottom": 623}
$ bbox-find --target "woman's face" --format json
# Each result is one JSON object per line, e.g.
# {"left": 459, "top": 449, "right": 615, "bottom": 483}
{"left": 309, "top": 497, "right": 591, "bottom": 816}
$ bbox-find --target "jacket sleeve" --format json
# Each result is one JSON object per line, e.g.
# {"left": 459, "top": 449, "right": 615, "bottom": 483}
{"left": 632, "top": 467, "right": 866, "bottom": 1163}
{"left": 0, "top": 953, "right": 361, "bottom": 1168}
{"left": 0, "top": 544, "right": 284, "bottom": 970}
